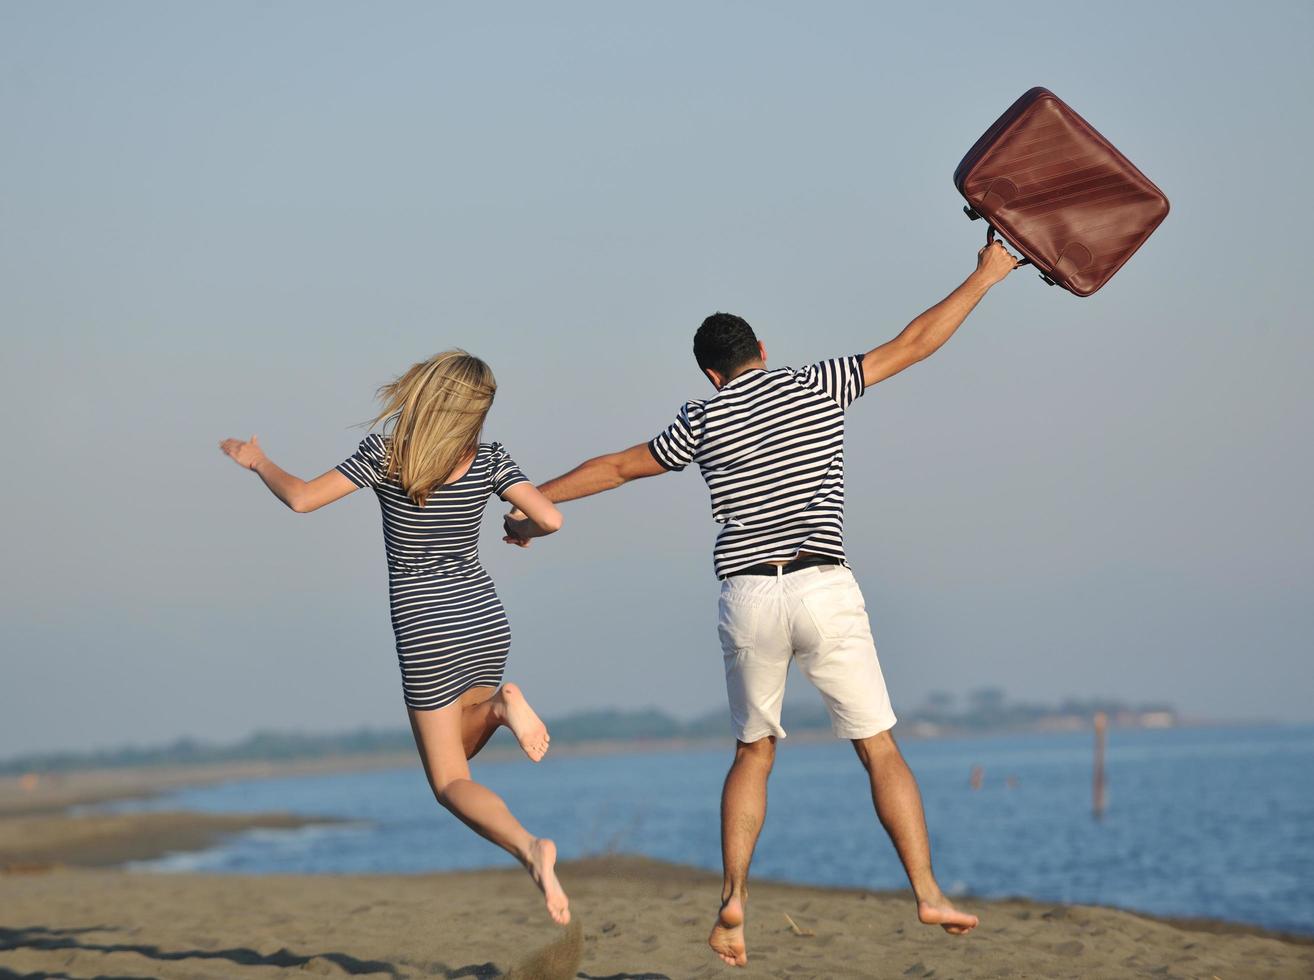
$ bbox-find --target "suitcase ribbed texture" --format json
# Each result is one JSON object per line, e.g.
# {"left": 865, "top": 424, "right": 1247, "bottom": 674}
{"left": 955, "top": 88, "right": 1168, "bottom": 296}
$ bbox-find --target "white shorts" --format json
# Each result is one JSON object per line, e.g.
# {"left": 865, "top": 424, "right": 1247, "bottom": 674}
{"left": 717, "top": 564, "right": 897, "bottom": 742}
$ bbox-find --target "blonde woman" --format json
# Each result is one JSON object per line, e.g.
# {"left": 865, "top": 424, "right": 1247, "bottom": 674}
{"left": 219, "top": 350, "right": 570, "bottom": 924}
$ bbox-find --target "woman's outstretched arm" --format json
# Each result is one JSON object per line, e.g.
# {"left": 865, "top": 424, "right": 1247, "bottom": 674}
{"left": 219, "top": 435, "right": 359, "bottom": 513}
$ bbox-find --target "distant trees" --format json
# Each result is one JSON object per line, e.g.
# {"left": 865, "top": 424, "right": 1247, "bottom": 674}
{"left": 0, "top": 693, "right": 1180, "bottom": 775}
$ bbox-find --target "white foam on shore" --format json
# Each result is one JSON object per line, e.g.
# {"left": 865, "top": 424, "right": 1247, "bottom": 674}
{"left": 125, "top": 821, "right": 364, "bottom": 874}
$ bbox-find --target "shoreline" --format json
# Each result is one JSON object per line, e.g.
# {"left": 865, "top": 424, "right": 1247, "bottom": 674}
{"left": 6, "top": 719, "right": 1292, "bottom": 811}
{"left": 0, "top": 723, "right": 1228, "bottom": 814}
{"left": 0, "top": 739, "right": 751, "bottom": 818}
{"left": 0, "top": 809, "right": 332, "bottom": 871}
{"left": 0, "top": 752, "right": 420, "bottom": 818}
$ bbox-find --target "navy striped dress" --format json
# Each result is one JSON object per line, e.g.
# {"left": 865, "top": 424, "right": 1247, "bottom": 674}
{"left": 336, "top": 434, "right": 529, "bottom": 711}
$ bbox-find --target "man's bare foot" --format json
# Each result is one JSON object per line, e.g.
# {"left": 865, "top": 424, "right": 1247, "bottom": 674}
{"left": 497, "top": 683, "right": 550, "bottom": 762}
{"left": 525, "top": 837, "right": 570, "bottom": 925}
{"left": 708, "top": 894, "right": 748, "bottom": 967}
{"left": 918, "top": 893, "right": 979, "bottom": 935}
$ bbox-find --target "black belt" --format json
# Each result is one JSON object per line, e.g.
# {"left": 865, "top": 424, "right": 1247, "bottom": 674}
{"left": 724, "top": 555, "right": 843, "bottom": 579}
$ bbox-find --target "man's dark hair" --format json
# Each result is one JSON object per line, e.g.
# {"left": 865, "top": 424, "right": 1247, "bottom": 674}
{"left": 694, "top": 312, "right": 760, "bottom": 377}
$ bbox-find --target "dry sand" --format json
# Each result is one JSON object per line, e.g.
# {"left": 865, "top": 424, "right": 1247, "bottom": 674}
{"left": 1, "top": 769, "right": 1310, "bottom": 979}
{"left": 3, "top": 855, "right": 1311, "bottom": 979}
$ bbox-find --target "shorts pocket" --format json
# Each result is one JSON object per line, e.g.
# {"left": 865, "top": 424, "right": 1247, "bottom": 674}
{"left": 718, "top": 592, "right": 759, "bottom": 657}
{"left": 799, "top": 578, "right": 867, "bottom": 640}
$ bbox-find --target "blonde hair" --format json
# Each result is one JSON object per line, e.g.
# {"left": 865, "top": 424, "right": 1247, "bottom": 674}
{"left": 371, "top": 350, "right": 496, "bottom": 506}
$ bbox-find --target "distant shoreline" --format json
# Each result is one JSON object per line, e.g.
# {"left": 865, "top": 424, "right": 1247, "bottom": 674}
{"left": 0, "top": 740, "right": 742, "bottom": 818}
{"left": 3, "top": 695, "right": 1247, "bottom": 779}
{"left": 1, "top": 720, "right": 1293, "bottom": 819}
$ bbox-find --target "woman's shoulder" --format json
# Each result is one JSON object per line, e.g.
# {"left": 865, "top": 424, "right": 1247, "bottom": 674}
{"left": 359, "top": 432, "right": 393, "bottom": 458}
{"left": 475, "top": 442, "right": 521, "bottom": 478}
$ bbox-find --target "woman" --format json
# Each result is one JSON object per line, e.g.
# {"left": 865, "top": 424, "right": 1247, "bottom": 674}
{"left": 219, "top": 350, "right": 569, "bottom": 924}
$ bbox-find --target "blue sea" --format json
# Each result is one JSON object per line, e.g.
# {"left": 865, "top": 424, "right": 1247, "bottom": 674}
{"left": 111, "top": 725, "right": 1314, "bottom": 935}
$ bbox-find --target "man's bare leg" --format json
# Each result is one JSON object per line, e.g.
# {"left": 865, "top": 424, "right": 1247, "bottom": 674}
{"left": 709, "top": 736, "right": 775, "bottom": 967}
{"left": 853, "top": 730, "right": 979, "bottom": 934}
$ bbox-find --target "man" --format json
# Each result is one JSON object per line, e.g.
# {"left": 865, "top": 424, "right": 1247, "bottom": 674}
{"left": 505, "top": 241, "right": 1019, "bottom": 966}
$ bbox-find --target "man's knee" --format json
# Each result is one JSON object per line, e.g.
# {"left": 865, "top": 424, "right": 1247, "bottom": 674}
{"left": 852, "top": 728, "right": 898, "bottom": 769}
{"left": 734, "top": 735, "right": 777, "bottom": 769}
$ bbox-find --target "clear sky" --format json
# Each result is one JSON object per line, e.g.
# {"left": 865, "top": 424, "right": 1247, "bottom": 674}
{"left": 2, "top": 1, "right": 1311, "bottom": 756}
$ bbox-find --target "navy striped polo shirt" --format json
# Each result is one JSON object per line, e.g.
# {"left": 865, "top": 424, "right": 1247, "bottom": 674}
{"left": 648, "top": 355, "right": 865, "bottom": 578}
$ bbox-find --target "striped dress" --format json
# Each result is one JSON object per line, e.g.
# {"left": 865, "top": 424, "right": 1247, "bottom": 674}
{"left": 336, "top": 434, "right": 529, "bottom": 711}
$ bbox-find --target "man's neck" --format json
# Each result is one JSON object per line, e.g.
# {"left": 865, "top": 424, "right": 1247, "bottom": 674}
{"left": 723, "top": 361, "right": 766, "bottom": 386}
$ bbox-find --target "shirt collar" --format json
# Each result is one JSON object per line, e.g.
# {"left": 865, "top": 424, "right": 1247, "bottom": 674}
{"left": 720, "top": 367, "right": 767, "bottom": 391}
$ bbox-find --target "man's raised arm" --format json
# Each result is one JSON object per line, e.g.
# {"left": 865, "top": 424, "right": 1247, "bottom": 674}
{"left": 861, "top": 240, "right": 1018, "bottom": 388}
{"left": 503, "top": 443, "right": 666, "bottom": 546}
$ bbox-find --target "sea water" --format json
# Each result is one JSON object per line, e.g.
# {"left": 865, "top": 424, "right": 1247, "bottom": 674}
{"left": 116, "top": 724, "right": 1314, "bottom": 935}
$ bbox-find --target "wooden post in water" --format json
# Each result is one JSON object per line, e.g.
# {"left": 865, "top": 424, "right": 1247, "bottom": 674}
{"left": 1092, "top": 711, "right": 1108, "bottom": 821}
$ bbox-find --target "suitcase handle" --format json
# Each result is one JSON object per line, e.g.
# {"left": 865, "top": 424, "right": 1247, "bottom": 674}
{"left": 985, "top": 224, "right": 1032, "bottom": 267}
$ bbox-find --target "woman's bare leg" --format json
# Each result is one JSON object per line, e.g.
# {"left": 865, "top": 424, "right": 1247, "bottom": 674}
{"left": 458, "top": 683, "right": 551, "bottom": 762}
{"left": 408, "top": 704, "right": 569, "bottom": 924}
{"left": 458, "top": 687, "right": 503, "bottom": 759}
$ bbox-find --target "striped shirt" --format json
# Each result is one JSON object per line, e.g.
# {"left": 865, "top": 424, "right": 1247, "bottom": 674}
{"left": 648, "top": 355, "right": 866, "bottom": 578}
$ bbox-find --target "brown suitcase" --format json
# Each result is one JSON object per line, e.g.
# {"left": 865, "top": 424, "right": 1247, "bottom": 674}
{"left": 955, "top": 87, "right": 1169, "bottom": 296}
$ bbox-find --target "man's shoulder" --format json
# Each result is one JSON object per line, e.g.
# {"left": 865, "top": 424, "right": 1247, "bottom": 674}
{"left": 791, "top": 355, "right": 862, "bottom": 376}
{"left": 755, "top": 363, "right": 844, "bottom": 394}
{"left": 673, "top": 395, "right": 710, "bottom": 416}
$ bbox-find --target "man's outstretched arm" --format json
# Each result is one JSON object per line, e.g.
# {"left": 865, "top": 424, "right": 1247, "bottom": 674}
{"left": 503, "top": 443, "right": 666, "bottom": 545}
{"left": 539, "top": 443, "right": 668, "bottom": 502}
{"left": 861, "top": 240, "right": 1018, "bottom": 388}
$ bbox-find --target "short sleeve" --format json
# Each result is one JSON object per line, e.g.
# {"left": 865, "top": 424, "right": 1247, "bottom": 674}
{"left": 335, "top": 434, "right": 389, "bottom": 488}
{"left": 488, "top": 442, "right": 530, "bottom": 499}
{"left": 795, "top": 355, "right": 866, "bottom": 410}
{"left": 648, "top": 401, "right": 707, "bottom": 472}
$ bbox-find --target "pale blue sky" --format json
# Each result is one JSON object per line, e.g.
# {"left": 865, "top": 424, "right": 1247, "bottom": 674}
{"left": 2, "top": 1, "right": 1311, "bottom": 755}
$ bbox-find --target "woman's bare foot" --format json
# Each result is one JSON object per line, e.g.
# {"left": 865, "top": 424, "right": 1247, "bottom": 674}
{"left": 917, "top": 893, "right": 979, "bottom": 935}
{"left": 525, "top": 837, "right": 570, "bottom": 925}
{"left": 708, "top": 894, "right": 748, "bottom": 967}
{"left": 496, "top": 683, "right": 550, "bottom": 762}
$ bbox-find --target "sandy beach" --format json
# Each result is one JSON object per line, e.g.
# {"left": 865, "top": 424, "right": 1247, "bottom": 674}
{"left": 3, "top": 856, "right": 1311, "bottom": 979}
{"left": 2, "top": 766, "right": 1311, "bottom": 980}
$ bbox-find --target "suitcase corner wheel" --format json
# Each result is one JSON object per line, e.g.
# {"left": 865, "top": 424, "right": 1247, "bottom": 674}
{"left": 954, "top": 87, "right": 1169, "bottom": 297}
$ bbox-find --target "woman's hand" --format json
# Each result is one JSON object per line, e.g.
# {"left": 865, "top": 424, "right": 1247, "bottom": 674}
{"left": 503, "top": 508, "right": 537, "bottom": 547}
{"left": 219, "top": 435, "right": 267, "bottom": 471}
{"left": 502, "top": 486, "right": 565, "bottom": 546}
{"left": 500, "top": 484, "right": 564, "bottom": 546}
